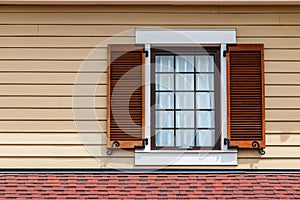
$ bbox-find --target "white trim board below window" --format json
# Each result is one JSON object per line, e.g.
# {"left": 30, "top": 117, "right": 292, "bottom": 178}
{"left": 135, "top": 150, "right": 237, "bottom": 166}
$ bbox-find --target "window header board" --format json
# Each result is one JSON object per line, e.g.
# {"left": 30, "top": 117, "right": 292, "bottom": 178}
{"left": 136, "top": 29, "right": 236, "bottom": 44}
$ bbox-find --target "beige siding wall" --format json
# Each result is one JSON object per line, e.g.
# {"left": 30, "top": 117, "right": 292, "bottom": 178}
{"left": 0, "top": 5, "right": 300, "bottom": 169}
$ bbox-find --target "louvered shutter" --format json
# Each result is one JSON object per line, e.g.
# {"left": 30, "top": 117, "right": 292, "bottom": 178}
{"left": 107, "top": 44, "right": 145, "bottom": 149}
{"left": 227, "top": 44, "right": 265, "bottom": 149}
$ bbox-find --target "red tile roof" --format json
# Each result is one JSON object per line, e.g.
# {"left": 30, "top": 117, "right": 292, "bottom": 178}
{"left": 0, "top": 173, "right": 299, "bottom": 199}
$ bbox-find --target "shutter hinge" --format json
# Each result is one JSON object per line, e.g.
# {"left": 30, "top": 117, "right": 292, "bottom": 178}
{"left": 134, "top": 138, "right": 149, "bottom": 149}
{"left": 223, "top": 43, "right": 237, "bottom": 57}
{"left": 224, "top": 138, "right": 238, "bottom": 149}
{"left": 143, "top": 48, "right": 149, "bottom": 57}
{"left": 106, "top": 140, "right": 120, "bottom": 155}
{"left": 252, "top": 141, "right": 266, "bottom": 155}
{"left": 224, "top": 138, "right": 266, "bottom": 155}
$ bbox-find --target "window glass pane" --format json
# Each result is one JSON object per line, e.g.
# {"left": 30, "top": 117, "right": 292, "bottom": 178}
{"left": 196, "top": 130, "right": 215, "bottom": 147}
{"left": 153, "top": 50, "right": 218, "bottom": 149}
{"left": 176, "top": 92, "right": 194, "bottom": 109}
{"left": 176, "top": 111, "right": 194, "bottom": 128}
{"left": 195, "top": 56, "right": 214, "bottom": 72}
{"left": 156, "top": 74, "right": 174, "bottom": 90}
{"left": 176, "top": 74, "right": 194, "bottom": 90}
{"left": 175, "top": 56, "right": 194, "bottom": 72}
{"left": 196, "top": 111, "right": 215, "bottom": 128}
{"left": 156, "top": 92, "right": 174, "bottom": 109}
{"left": 196, "top": 92, "right": 214, "bottom": 109}
{"left": 156, "top": 130, "right": 174, "bottom": 147}
{"left": 155, "top": 56, "right": 174, "bottom": 72}
{"left": 196, "top": 74, "right": 214, "bottom": 91}
{"left": 176, "top": 130, "right": 195, "bottom": 148}
{"left": 156, "top": 111, "right": 174, "bottom": 128}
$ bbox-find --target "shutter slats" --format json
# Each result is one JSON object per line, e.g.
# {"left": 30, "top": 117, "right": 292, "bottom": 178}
{"left": 227, "top": 44, "right": 265, "bottom": 148}
{"left": 107, "top": 44, "right": 145, "bottom": 149}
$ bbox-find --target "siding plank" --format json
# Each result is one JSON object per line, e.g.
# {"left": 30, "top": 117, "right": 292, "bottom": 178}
{"left": 0, "top": 13, "right": 280, "bottom": 25}
{"left": 265, "top": 62, "right": 300, "bottom": 73}
{"left": 219, "top": 5, "right": 300, "bottom": 13}
{"left": 237, "top": 38, "right": 300, "bottom": 49}
{"left": 281, "top": 14, "right": 300, "bottom": 25}
{"left": 0, "top": 158, "right": 102, "bottom": 169}
{"left": 266, "top": 121, "right": 300, "bottom": 133}
{"left": 0, "top": 97, "right": 107, "bottom": 108}
{"left": 0, "top": 61, "right": 107, "bottom": 72}
{"left": 0, "top": 5, "right": 218, "bottom": 13}
{"left": 0, "top": 85, "right": 107, "bottom": 96}
{"left": 236, "top": 26, "right": 300, "bottom": 37}
{"left": 0, "top": 109, "right": 107, "bottom": 120}
{"left": 266, "top": 134, "right": 300, "bottom": 146}
{"left": 0, "top": 72, "right": 107, "bottom": 84}
{"left": 0, "top": 25, "right": 37, "bottom": 35}
{"left": 0, "top": 37, "right": 134, "bottom": 48}
{"left": 237, "top": 158, "right": 300, "bottom": 169}
{"left": 266, "top": 98, "right": 300, "bottom": 108}
{"left": 266, "top": 74, "right": 300, "bottom": 85}
{"left": 0, "top": 48, "right": 106, "bottom": 60}
{"left": 238, "top": 147, "right": 300, "bottom": 158}
{"left": 39, "top": 25, "right": 135, "bottom": 36}
{"left": 2, "top": 37, "right": 298, "bottom": 48}
{"left": 0, "top": 121, "right": 106, "bottom": 132}
{"left": 0, "top": 145, "right": 133, "bottom": 157}
{"left": 0, "top": 133, "right": 106, "bottom": 145}
{"left": 266, "top": 110, "right": 300, "bottom": 121}
{"left": 0, "top": 158, "right": 299, "bottom": 169}
{"left": 266, "top": 86, "right": 300, "bottom": 97}
{"left": 265, "top": 50, "right": 300, "bottom": 61}
{"left": 38, "top": 25, "right": 300, "bottom": 37}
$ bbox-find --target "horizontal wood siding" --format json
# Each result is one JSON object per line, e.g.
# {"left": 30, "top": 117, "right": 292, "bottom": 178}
{"left": 0, "top": 5, "right": 299, "bottom": 169}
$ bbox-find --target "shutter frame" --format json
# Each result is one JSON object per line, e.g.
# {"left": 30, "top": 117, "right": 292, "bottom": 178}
{"left": 227, "top": 44, "right": 265, "bottom": 149}
{"left": 107, "top": 44, "right": 145, "bottom": 149}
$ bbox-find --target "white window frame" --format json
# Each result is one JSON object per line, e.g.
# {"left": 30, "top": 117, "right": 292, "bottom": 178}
{"left": 135, "top": 29, "right": 237, "bottom": 166}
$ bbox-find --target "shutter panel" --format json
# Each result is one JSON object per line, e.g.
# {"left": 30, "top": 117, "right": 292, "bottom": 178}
{"left": 107, "top": 44, "right": 145, "bottom": 149}
{"left": 227, "top": 44, "right": 265, "bottom": 149}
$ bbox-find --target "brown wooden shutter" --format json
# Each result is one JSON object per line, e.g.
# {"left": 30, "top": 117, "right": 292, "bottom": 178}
{"left": 107, "top": 44, "right": 145, "bottom": 149}
{"left": 227, "top": 44, "right": 265, "bottom": 149}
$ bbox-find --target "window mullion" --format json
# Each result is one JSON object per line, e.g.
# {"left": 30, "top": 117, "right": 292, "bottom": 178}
{"left": 193, "top": 55, "right": 197, "bottom": 148}
{"left": 173, "top": 55, "right": 176, "bottom": 148}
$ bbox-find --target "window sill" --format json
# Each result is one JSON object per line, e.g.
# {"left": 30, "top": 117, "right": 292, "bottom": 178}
{"left": 135, "top": 149, "right": 237, "bottom": 166}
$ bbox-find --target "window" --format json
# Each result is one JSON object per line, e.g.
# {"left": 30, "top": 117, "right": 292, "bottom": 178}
{"left": 151, "top": 47, "right": 221, "bottom": 150}
{"left": 107, "top": 29, "right": 265, "bottom": 165}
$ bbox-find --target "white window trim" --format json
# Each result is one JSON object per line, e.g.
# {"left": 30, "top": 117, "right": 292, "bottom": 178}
{"left": 135, "top": 29, "right": 237, "bottom": 166}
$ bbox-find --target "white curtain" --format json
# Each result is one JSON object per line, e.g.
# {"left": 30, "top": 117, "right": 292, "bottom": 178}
{"left": 155, "top": 55, "right": 216, "bottom": 147}
{"left": 156, "top": 111, "right": 174, "bottom": 128}
{"left": 176, "top": 130, "right": 194, "bottom": 148}
{"left": 156, "top": 92, "right": 174, "bottom": 109}
{"left": 196, "top": 56, "right": 214, "bottom": 72}
{"left": 196, "top": 130, "right": 215, "bottom": 147}
{"left": 156, "top": 56, "right": 174, "bottom": 72}
{"left": 176, "top": 56, "right": 194, "bottom": 72}
{"left": 176, "top": 74, "right": 194, "bottom": 90}
{"left": 176, "top": 92, "right": 194, "bottom": 109}
{"left": 196, "top": 92, "right": 214, "bottom": 109}
{"left": 156, "top": 74, "right": 174, "bottom": 90}
{"left": 156, "top": 130, "right": 174, "bottom": 147}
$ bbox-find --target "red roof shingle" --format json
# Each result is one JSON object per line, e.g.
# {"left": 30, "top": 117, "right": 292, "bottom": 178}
{"left": 0, "top": 173, "right": 299, "bottom": 199}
